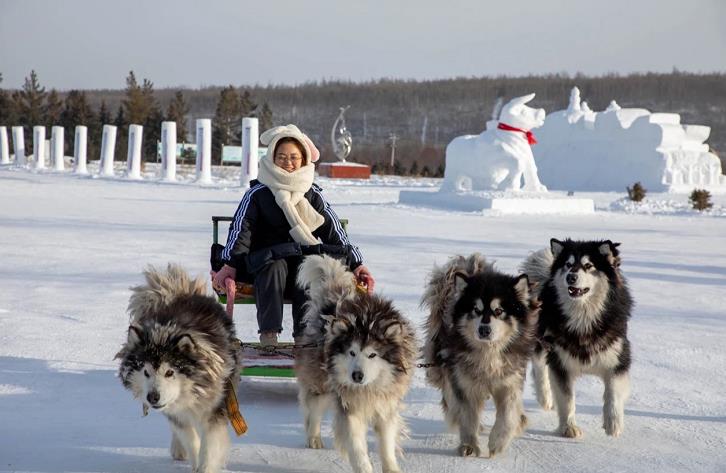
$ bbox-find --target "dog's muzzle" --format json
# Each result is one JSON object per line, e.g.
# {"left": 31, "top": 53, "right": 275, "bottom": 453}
{"left": 478, "top": 324, "right": 491, "bottom": 339}
{"left": 567, "top": 286, "right": 590, "bottom": 298}
{"left": 147, "top": 391, "right": 164, "bottom": 408}
{"left": 351, "top": 370, "right": 364, "bottom": 384}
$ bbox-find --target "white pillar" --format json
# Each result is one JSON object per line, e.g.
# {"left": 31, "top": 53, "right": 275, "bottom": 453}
{"left": 0, "top": 127, "right": 9, "bottom": 164}
{"left": 161, "top": 121, "right": 176, "bottom": 181}
{"left": 240, "top": 117, "right": 259, "bottom": 188}
{"left": 51, "top": 126, "right": 64, "bottom": 171}
{"left": 195, "top": 119, "right": 212, "bottom": 184}
{"left": 33, "top": 126, "right": 46, "bottom": 169}
{"left": 126, "top": 124, "right": 143, "bottom": 180}
{"left": 12, "top": 126, "right": 26, "bottom": 166}
{"left": 99, "top": 124, "right": 117, "bottom": 177}
{"left": 74, "top": 126, "right": 88, "bottom": 174}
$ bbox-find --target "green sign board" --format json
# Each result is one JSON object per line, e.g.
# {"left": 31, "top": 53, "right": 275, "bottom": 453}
{"left": 221, "top": 146, "right": 267, "bottom": 163}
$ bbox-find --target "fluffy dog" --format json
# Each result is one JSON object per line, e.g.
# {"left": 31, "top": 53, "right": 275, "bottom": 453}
{"left": 422, "top": 254, "right": 539, "bottom": 458}
{"left": 522, "top": 239, "right": 633, "bottom": 438}
{"left": 116, "top": 264, "right": 241, "bottom": 473}
{"left": 295, "top": 255, "right": 417, "bottom": 473}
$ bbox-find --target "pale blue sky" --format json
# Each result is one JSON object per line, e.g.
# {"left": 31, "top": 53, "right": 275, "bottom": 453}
{"left": 1, "top": 0, "right": 725, "bottom": 90}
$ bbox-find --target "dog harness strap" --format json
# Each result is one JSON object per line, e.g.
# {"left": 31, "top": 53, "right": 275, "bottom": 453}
{"left": 497, "top": 122, "right": 538, "bottom": 145}
{"left": 225, "top": 380, "right": 248, "bottom": 436}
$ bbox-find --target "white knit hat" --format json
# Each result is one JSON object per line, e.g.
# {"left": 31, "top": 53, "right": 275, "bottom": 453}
{"left": 259, "top": 124, "right": 320, "bottom": 164}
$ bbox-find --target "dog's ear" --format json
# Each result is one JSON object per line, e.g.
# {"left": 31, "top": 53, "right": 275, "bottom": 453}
{"left": 513, "top": 274, "right": 530, "bottom": 302}
{"left": 599, "top": 240, "right": 621, "bottom": 268}
{"left": 330, "top": 318, "right": 350, "bottom": 338}
{"left": 175, "top": 334, "right": 196, "bottom": 353}
{"left": 550, "top": 239, "right": 565, "bottom": 258}
{"left": 127, "top": 325, "right": 143, "bottom": 346}
{"left": 454, "top": 271, "right": 469, "bottom": 297}
{"left": 384, "top": 322, "right": 402, "bottom": 341}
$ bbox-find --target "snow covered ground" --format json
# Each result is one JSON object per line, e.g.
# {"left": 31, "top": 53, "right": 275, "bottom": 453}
{"left": 1, "top": 165, "right": 725, "bottom": 473}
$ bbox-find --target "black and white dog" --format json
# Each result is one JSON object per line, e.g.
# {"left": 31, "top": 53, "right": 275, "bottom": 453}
{"left": 116, "top": 264, "right": 241, "bottom": 473}
{"left": 522, "top": 239, "right": 633, "bottom": 438}
{"left": 422, "top": 253, "right": 540, "bottom": 458}
{"left": 295, "top": 255, "right": 418, "bottom": 473}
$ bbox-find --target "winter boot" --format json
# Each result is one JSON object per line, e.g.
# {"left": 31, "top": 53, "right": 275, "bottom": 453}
{"left": 259, "top": 331, "right": 279, "bottom": 349}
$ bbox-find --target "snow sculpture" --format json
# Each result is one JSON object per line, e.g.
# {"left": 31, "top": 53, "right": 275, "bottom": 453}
{"left": 442, "top": 93, "right": 547, "bottom": 192}
{"left": 51, "top": 126, "right": 64, "bottom": 171}
{"left": 534, "top": 87, "right": 725, "bottom": 192}
{"left": 12, "top": 127, "right": 26, "bottom": 166}
{"left": 99, "top": 125, "right": 117, "bottom": 177}
{"left": 74, "top": 126, "right": 88, "bottom": 175}
{"left": 161, "top": 121, "right": 176, "bottom": 181}
{"left": 33, "top": 126, "right": 46, "bottom": 169}
{"left": 195, "top": 119, "right": 212, "bottom": 185}
{"left": 0, "top": 127, "right": 10, "bottom": 164}
{"left": 126, "top": 124, "right": 143, "bottom": 180}
{"left": 240, "top": 117, "right": 258, "bottom": 187}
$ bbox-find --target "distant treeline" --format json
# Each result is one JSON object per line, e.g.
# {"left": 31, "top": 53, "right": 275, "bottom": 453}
{"left": 1, "top": 70, "right": 725, "bottom": 175}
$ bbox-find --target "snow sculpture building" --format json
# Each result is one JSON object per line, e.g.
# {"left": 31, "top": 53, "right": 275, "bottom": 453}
{"left": 534, "top": 87, "right": 724, "bottom": 192}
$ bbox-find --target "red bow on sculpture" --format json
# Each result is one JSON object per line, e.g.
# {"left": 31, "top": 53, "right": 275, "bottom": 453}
{"left": 497, "top": 122, "right": 538, "bottom": 145}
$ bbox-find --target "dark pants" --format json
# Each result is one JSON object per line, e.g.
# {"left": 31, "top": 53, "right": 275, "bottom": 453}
{"left": 253, "top": 256, "right": 307, "bottom": 337}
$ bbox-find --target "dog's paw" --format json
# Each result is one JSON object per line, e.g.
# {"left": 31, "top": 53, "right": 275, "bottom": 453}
{"left": 307, "top": 436, "right": 324, "bottom": 449}
{"left": 560, "top": 424, "right": 583, "bottom": 439}
{"left": 351, "top": 460, "right": 374, "bottom": 473}
{"left": 519, "top": 414, "right": 528, "bottom": 433}
{"left": 457, "top": 443, "right": 481, "bottom": 457}
{"left": 603, "top": 416, "right": 624, "bottom": 437}
{"left": 487, "top": 435, "right": 512, "bottom": 458}
{"left": 536, "top": 393, "right": 554, "bottom": 411}
{"left": 170, "top": 448, "right": 187, "bottom": 461}
{"left": 170, "top": 436, "right": 187, "bottom": 461}
{"left": 382, "top": 469, "right": 402, "bottom": 473}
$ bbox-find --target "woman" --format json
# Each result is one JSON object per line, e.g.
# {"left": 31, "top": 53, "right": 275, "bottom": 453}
{"left": 212, "top": 125, "right": 375, "bottom": 347}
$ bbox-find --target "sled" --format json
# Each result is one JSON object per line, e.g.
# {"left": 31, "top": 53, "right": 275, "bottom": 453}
{"left": 240, "top": 342, "right": 296, "bottom": 378}
{"left": 210, "top": 215, "right": 348, "bottom": 378}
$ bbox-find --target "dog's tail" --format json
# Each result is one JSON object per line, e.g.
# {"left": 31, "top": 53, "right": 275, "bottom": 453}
{"left": 519, "top": 248, "right": 553, "bottom": 299}
{"left": 297, "top": 255, "right": 357, "bottom": 312}
{"left": 127, "top": 263, "right": 209, "bottom": 323}
{"left": 421, "top": 253, "right": 489, "bottom": 341}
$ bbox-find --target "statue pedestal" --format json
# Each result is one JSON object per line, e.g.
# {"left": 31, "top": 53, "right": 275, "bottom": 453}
{"left": 317, "top": 162, "right": 371, "bottom": 179}
{"left": 399, "top": 189, "right": 594, "bottom": 214}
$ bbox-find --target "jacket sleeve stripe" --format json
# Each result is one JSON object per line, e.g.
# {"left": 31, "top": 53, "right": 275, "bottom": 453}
{"left": 222, "top": 184, "right": 263, "bottom": 260}
{"left": 312, "top": 187, "right": 363, "bottom": 262}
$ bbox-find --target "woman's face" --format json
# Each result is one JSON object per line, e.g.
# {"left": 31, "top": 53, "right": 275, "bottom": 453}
{"left": 274, "top": 141, "right": 305, "bottom": 173}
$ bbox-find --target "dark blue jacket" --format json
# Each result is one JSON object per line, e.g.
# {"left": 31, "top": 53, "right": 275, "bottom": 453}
{"left": 222, "top": 180, "right": 363, "bottom": 272}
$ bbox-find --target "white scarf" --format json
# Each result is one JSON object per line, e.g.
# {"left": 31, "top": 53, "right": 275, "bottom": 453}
{"left": 257, "top": 155, "right": 325, "bottom": 245}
